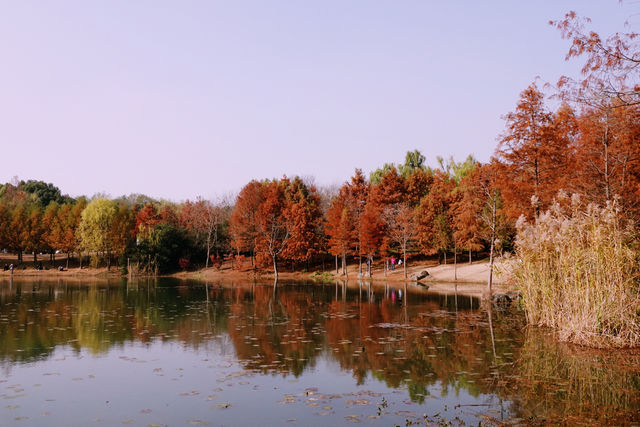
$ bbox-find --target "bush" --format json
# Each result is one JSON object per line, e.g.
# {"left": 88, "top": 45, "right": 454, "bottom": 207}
{"left": 514, "top": 193, "right": 640, "bottom": 348}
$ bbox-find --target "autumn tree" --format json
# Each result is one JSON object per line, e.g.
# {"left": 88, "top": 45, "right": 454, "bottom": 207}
{"left": 381, "top": 203, "right": 416, "bottom": 278}
{"left": 324, "top": 187, "right": 353, "bottom": 276}
{"left": 346, "top": 170, "right": 368, "bottom": 273}
{"left": 42, "top": 202, "right": 60, "bottom": 261}
{"left": 135, "top": 203, "right": 162, "bottom": 237}
{"left": 415, "top": 171, "right": 454, "bottom": 263}
{"left": 281, "top": 177, "right": 322, "bottom": 268}
{"left": 359, "top": 193, "right": 384, "bottom": 276}
{"left": 255, "top": 180, "right": 290, "bottom": 282}
{"left": 230, "top": 181, "right": 264, "bottom": 265}
{"left": 495, "top": 83, "right": 571, "bottom": 220}
{"left": 78, "top": 198, "right": 119, "bottom": 270}
{"left": 552, "top": 11, "right": 640, "bottom": 108}
{"left": 110, "top": 201, "right": 135, "bottom": 266}
{"left": 180, "top": 198, "right": 229, "bottom": 268}
{"left": 451, "top": 167, "right": 485, "bottom": 264}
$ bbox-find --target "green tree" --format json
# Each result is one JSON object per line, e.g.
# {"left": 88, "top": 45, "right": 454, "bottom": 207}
{"left": 78, "top": 198, "right": 118, "bottom": 270}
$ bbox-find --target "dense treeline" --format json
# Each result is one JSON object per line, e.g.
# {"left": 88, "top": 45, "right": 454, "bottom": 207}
{"left": 1, "top": 12, "right": 638, "bottom": 281}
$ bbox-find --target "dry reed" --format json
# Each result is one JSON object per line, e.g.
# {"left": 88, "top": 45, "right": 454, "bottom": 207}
{"left": 514, "top": 192, "right": 640, "bottom": 348}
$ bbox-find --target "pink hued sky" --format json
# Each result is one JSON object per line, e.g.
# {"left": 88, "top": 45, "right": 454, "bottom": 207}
{"left": 0, "top": 1, "right": 635, "bottom": 201}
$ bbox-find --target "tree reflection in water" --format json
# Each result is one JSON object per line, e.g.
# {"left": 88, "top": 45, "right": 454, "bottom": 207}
{"left": 0, "top": 277, "right": 638, "bottom": 424}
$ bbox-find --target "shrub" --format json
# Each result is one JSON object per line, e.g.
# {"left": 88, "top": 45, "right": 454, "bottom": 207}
{"left": 514, "top": 192, "right": 640, "bottom": 348}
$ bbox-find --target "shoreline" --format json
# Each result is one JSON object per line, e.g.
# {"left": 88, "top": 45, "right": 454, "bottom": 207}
{"left": 0, "top": 260, "right": 514, "bottom": 296}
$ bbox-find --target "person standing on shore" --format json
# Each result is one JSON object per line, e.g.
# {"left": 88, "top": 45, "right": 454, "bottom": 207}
{"left": 9, "top": 264, "right": 13, "bottom": 274}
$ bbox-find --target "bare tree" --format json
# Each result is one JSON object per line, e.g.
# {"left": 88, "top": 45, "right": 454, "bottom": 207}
{"left": 381, "top": 203, "right": 416, "bottom": 279}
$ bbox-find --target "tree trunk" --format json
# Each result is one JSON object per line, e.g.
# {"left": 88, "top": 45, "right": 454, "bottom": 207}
{"left": 469, "top": 249, "right": 472, "bottom": 265}
{"left": 33, "top": 252, "right": 37, "bottom": 262}
{"left": 403, "top": 249, "right": 407, "bottom": 279}
{"left": 454, "top": 239, "right": 457, "bottom": 281}
{"left": 443, "top": 251, "right": 447, "bottom": 265}
{"left": 335, "top": 254, "right": 338, "bottom": 274}
{"left": 342, "top": 252, "right": 347, "bottom": 278}
{"left": 206, "top": 244, "right": 210, "bottom": 269}
{"left": 272, "top": 254, "right": 278, "bottom": 283}
{"left": 487, "top": 197, "right": 497, "bottom": 296}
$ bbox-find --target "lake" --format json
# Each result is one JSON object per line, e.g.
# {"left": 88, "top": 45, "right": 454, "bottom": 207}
{"left": 1, "top": 278, "right": 639, "bottom": 426}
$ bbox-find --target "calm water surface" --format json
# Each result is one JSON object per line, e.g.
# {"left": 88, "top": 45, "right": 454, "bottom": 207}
{"left": 1, "top": 278, "right": 639, "bottom": 426}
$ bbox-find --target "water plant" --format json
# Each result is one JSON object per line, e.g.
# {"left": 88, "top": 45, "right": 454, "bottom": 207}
{"left": 514, "top": 192, "right": 640, "bottom": 348}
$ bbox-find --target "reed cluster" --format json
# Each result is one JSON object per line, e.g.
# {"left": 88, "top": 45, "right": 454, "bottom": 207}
{"left": 514, "top": 193, "right": 640, "bottom": 348}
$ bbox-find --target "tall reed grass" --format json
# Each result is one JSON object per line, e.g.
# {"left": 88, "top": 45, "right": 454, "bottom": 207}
{"left": 514, "top": 193, "right": 640, "bottom": 348}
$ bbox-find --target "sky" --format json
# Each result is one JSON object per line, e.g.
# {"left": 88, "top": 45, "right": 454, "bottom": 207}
{"left": 0, "top": 1, "right": 637, "bottom": 201}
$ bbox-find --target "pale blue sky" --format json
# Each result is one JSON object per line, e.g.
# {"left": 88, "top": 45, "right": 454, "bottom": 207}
{"left": 0, "top": 1, "right": 636, "bottom": 201}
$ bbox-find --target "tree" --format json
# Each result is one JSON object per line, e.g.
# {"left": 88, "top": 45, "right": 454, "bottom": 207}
{"left": 325, "top": 187, "right": 353, "bottom": 276}
{"left": 495, "top": 83, "right": 571, "bottom": 220}
{"left": 180, "top": 198, "right": 228, "bottom": 268}
{"left": 476, "top": 164, "right": 505, "bottom": 296}
{"left": 109, "top": 201, "right": 135, "bottom": 267}
{"left": 132, "top": 223, "right": 192, "bottom": 274}
{"left": 230, "top": 181, "right": 264, "bottom": 264}
{"left": 451, "top": 167, "right": 485, "bottom": 265}
{"left": 23, "top": 206, "right": 44, "bottom": 262}
{"left": 415, "top": 172, "right": 454, "bottom": 263}
{"left": 7, "top": 202, "right": 28, "bottom": 262}
{"left": 399, "top": 149, "right": 427, "bottom": 178}
{"left": 436, "top": 155, "right": 477, "bottom": 184}
{"left": 54, "top": 203, "right": 80, "bottom": 268}
{"left": 135, "top": 203, "right": 162, "bottom": 237}
{"left": 405, "top": 168, "right": 433, "bottom": 207}
{"left": 19, "top": 180, "right": 73, "bottom": 206}
{"left": 42, "top": 202, "right": 60, "bottom": 261}
{"left": 552, "top": 11, "right": 640, "bottom": 108}
{"left": 281, "top": 177, "right": 322, "bottom": 267}
{"left": 78, "top": 198, "right": 118, "bottom": 270}
{"left": 381, "top": 203, "right": 416, "bottom": 278}
{"left": 346, "top": 170, "right": 368, "bottom": 273}
{"left": 359, "top": 193, "right": 384, "bottom": 276}
{"left": 255, "top": 180, "right": 290, "bottom": 282}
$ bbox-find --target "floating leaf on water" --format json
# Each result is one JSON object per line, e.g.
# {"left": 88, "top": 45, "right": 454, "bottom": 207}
{"left": 14, "top": 417, "right": 28, "bottom": 421}
{"left": 6, "top": 405, "right": 19, "bottom": 409}
{"left": 188, "top": 420, "right": 211, "bottom": 425}
{"left": 345, "top": 415, "right": 361, "bottom": 423}
{"left": 140, "top": 409, "right": 152, "bottom": 414}
{"left": 209, "top": 403, "right": 232, "bottom": 409}
{"left": 122, "top": 420, "right": 134, "bottom": 424}
{"left": 205, "top": 395, "right": 217, "bottom": 401}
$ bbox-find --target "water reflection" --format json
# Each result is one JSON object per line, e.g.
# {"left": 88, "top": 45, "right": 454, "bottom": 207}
{"left": 0, "top": 278, "right": 639, "bottom": 425}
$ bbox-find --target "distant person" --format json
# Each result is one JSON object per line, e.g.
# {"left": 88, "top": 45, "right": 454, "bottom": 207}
{"left": 3, "top": 264, "right": 7, "bottom": 271}
{"left": 398, "top": 259, "right": 402, "bottom": 266}
{"left": 58, "top": 265, "right": 64, "bottom": 272}
{"left": 9, "top": 264, "right": 13, "bottom": 274}
{"left": 391, "top": 257, "right": 396, "bottom": 270}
